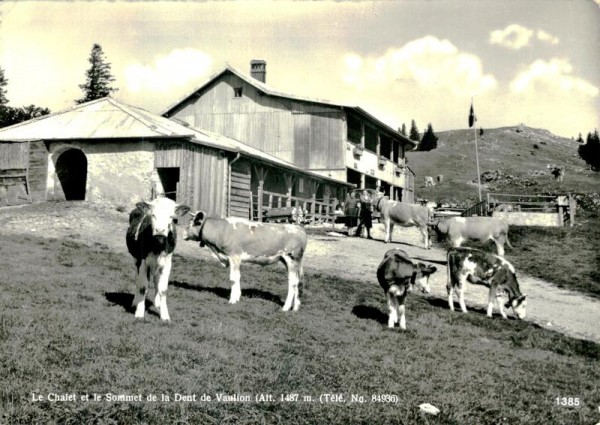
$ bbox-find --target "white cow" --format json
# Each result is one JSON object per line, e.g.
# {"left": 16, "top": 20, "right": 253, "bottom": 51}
{"left": 184, "top": 212, "right": 308, "bottom": 311}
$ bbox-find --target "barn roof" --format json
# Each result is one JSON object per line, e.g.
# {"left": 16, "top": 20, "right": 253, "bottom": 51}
{"left": 162, "top": 64, "right": 416, "bottom": 146}
{"left": 0, "top": 97, "right": 351, "bottom": 186}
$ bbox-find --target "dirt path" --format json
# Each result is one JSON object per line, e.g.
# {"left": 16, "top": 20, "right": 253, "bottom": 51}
{"left": 1, "top": 202, "right": 598, "bottom": 344}
{"left": 303, "top": 223, "right": 600, "bottom": 344}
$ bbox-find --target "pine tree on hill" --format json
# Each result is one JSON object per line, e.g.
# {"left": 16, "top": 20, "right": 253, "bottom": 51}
{"left": 578, "top": 130, "right": 600, "bottom": 171}
{"left": 76, "top": 44, "right": 117, "bottom": 104}
{"left": 409, "top": 119, "right": 420, "bottom": 142}
{"left": 418, "top": 123, "right": 439, "bottom": 151}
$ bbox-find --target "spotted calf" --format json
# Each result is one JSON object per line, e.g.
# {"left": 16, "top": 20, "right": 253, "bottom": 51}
{"left": 447, "top": 247, "right": 527, "bottom": 319}
{"left": 377, "top": 249, "right": 437, "bottom": 330}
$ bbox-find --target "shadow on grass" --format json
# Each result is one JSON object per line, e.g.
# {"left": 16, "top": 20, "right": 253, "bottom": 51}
{"left": 104, "top": 292, "right": 160, "bottom": 318}
{"left": 422, "top": 296, "right": 520, "bottom": 320}
{"left": 351, "top": 305, "right": 388, "bottom": 325}
{"left": 171, "top": 280, "right": 283, "bottom": 306}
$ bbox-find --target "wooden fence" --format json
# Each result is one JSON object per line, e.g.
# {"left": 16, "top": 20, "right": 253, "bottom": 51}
{"left": 252, "top": 189, "right": 338, "bottom": 224}
{"left": 487, "top": 193, "right": 575, "bottom": 227}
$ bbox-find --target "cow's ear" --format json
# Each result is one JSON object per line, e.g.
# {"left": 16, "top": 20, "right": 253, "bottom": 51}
{"left": 175, "top": 204, "right": 191, "bottom": 216}
{"left": 136, "top": 202, "right": 151, "bottom": 213}
{"left": 194, "top": 211, "right": 206, "bottom": 224}
{"left": 425, "top": 265, "right": 437, "bottom": 275}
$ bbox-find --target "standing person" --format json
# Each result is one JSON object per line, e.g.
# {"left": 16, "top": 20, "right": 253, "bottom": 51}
{"left": 343, "top": 191, "right": 360, "bottom": 236}
{"left": 356, "top": 189, "right": 373, "bottom": 239}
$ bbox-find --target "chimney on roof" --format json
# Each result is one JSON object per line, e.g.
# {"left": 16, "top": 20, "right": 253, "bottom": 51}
{"left": 250, "top": 60, "right": 266, "bottom": 83}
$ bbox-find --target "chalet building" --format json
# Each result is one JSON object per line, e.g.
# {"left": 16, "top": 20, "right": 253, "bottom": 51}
{"left": 163, "top": 60, "right": 417, "bottom": 202}
{"left": 0, "top": 97, "right": 351, "bottom": 220}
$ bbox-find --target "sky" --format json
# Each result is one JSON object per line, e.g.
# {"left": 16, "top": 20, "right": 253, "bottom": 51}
{"left": 0, "top": 0, "right": 599, "bottom": 138}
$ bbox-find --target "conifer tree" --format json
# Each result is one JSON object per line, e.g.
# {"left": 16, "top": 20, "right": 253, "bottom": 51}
{"left": 409, "top": 119, "right": 420, "bottom": 142}
{"left": 418, "top": 123, "right": 439, "bottom": 151}
{"left": 76, "top": 44, "right": 117, "bottom": 104}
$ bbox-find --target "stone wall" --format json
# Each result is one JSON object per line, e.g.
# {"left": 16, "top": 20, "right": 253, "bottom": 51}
{"left": 492, "top": 211, "right": 561, "bottom": 227}
{"left": 47, "top": 140, "right": 157, "bottom": 208}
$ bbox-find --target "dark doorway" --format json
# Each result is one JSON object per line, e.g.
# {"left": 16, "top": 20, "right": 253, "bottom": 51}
{"left": 346, "top": 168, "right": 362, "bottom": 188}
{"left": 157, "top": 167, "right": 180, "bottom": 201}
{"left": 56, "top": 149, "right": 87, "bottom": 200}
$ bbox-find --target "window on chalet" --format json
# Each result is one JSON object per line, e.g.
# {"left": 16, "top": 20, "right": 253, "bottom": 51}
{"left": 347, "top": 114, "right": 362, "bottom": 145}
{"left": 234, "top": 87, "right": 243, "bottom": 98}
{"left": 380, "top": 134, "right": 392, "bottom": 159}
{"left": 364, "top": 126, "right": 378, "bottom": 153}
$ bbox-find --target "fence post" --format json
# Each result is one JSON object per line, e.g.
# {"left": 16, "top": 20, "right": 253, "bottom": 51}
{"left": 569, "top": 192, "right": 575, "bottom": 227}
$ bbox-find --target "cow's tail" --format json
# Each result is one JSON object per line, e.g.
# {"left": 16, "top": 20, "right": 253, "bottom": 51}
{"left": 505, "top": 234, "right": 514, "bottom": 249}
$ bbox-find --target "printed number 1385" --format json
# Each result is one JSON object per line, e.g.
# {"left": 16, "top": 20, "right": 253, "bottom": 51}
{"left": 555, "top": 397, "right": 580, "bottom": 406}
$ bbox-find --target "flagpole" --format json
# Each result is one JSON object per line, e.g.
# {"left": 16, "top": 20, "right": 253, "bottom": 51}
{"left": 470, "top": 97, "right": 482, "bottom": 202}
{"left": 474, "top": 125, "right": 482, "bottom": 202}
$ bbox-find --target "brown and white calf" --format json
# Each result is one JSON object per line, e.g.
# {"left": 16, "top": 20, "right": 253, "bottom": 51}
{"left": 126, "top": 197, "right": 190, "bottom": 321}
{"left": 434, "top": 216, "right": 512, "bottom": 256}
{"left": 184, "top": 212, "right": 307, "bottom": 311}
{"left": 377, "top": 249, "right": 437, "bottom": 330}
{"left": 446, "top": 247, "right": 527, "bottom": 319}
{"left": 372, "top": 193, "right": 434, "bottom": 249}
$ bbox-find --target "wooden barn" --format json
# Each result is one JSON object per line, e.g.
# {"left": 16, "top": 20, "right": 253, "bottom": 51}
{"left": 0, "top": 97, "right": 351, "bottom": 219}
{"left": 163, "top": 60, "right": 417, "bottom": 202}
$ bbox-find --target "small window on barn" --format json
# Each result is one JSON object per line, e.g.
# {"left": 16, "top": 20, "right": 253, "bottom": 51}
{"left": 234, "top": 87, "right": 243, "bottom": 98}
{"left": 298, "top": 178, "right": 304, "bottom": 193}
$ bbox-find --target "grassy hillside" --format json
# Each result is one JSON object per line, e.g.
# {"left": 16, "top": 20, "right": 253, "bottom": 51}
{"left": 407, "top": 125, "right": 598, "bottom": 205}
{"left": 407, "top": 125, "right": 600, "bottom": 300}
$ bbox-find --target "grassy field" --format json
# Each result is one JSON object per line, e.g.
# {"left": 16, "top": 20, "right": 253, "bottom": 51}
{"left": 2, "top": 224, "right": 599, "bottom": 424}
{"left": 425, "top": 214, "right": 600, "bottom": 300}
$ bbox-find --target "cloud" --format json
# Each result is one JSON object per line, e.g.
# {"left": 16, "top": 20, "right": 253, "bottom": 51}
{"left": 510, "top": 58, "right": 598, "bottom": 97}
{"left": 342, "top": 36, "right": 497, "bottom": 97}
{"left": 489, "top": 25, "right": 560, "bottom": 49}
{"left": 489, "top": 24, "right": 534, "bottom": 49}
{"left": 536, "top": 30, "right": 559, "bottom": 45}
{"left": 124, "top": 48, "right": 213, "bottom": 93}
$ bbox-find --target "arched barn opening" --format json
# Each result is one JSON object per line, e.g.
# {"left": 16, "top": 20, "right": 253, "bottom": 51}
{"left": 56, "top": 149, "right": 87, "bottom": 200}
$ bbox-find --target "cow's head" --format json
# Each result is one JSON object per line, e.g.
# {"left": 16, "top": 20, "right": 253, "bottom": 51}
{"left": 183, "top": 211, "right": 207, "bottom": 242}
{"left": 410, "top": 263, "right": 438, "bottom": 293}
{"left": 136, "top": 197, "right": 190, "bottom": 239}
{"left": 432, "top": 219, "right": 449, "bottom": 242}
{"left": 493, "top": 266, "right": 528, "bottom": 319}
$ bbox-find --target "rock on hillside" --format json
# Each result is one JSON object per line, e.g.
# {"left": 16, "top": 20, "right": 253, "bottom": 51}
{"left": 406, "top": 125, "right": 599, "bottom": 204}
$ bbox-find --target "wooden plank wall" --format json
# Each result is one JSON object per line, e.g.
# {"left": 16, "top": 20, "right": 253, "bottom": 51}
{"left": 0, "top": 142, "right": 29, "bottom": 169}
{"left": 169, "top": 73, "right": 344, "bottom": 166}
{"left": 155, "top": 141, "right": 228, "bottom": 218}
{"left": 0, "top": 142, "right": 33, "bottom": 206}
{"left": 28, "top": 141, "right": 49, "bottom": 202}
{"left": 230, "top": 160, "right": 251, "bottom": 219}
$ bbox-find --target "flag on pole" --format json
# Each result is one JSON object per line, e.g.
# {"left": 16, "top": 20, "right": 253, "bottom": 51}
{"left": 469, "top": 101, "right": 477, "bottom": 128}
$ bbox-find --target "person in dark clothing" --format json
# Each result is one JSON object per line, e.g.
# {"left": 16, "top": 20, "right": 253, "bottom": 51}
{"left": 356, "top": 189, "right": 373, "bottom": 239}
{"left": 343, "top": 191, "right": 360, "bottom": 235}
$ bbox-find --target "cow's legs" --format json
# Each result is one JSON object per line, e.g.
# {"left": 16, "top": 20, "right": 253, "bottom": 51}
{"left": 458, "top": 287, "right": 468, "bottom": 313}
{"left": 419, "top": 225, "right": 430, "bottom": 249}
{"left": 228, "top": 257, "right": 242, "bottom": 304}
{"left": 282, "top": 256, "right": 301, "bottom": 311}
{"left": 387, "top": 292, "right": 398, "bottom": 328}
{"left": 486, "top": 286, "right": 507, "bottom": 318}
{"left": 458, "top": 274, "right": 468, "bottom": 313}
{"left": 493, "top": 238, "right": 505, "bottom": 257}
{"left": 153, "top": 254, "right": 172, "bottom": 321}
{"left": 398, "top": 303, "right": 406, "bottom": 330}
{"left": 132, "top": 260, "right": 148, "bottom": 319}
{"left": 385, "top": 222, "right": 394, "bottom": 243}
{"left": 447, "top": 286, "right": 455, "bottom": 311}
